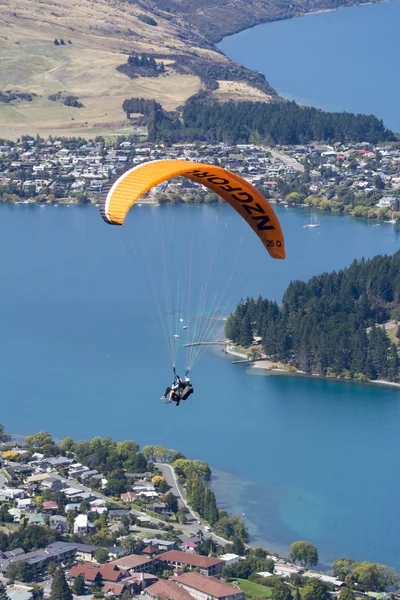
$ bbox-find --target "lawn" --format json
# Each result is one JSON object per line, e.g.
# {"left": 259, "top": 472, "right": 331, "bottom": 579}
{"left": 234, "top": 578, "right": 273, "bottom": 599}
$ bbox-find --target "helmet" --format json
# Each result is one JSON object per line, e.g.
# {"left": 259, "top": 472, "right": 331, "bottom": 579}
{"left": 184, "top": 377, "right": 190, "bottom": 383}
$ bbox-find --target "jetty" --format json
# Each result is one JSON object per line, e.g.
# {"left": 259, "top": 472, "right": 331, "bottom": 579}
{"left": 183, "top": 341, "right": 225, "bottom": 347}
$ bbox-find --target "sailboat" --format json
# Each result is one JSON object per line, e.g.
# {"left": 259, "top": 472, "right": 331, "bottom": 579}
{"left": 384, "top": 213, "right": 398, "bottom": 224}
{"left": 303, "top": 216, "right": 320, "bottom": 228}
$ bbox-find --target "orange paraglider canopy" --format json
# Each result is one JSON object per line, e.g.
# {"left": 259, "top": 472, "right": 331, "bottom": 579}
{"left": 99, "top": 160, "right": 285, "bottom": 259}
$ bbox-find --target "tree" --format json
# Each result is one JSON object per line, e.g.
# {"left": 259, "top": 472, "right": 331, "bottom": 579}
{"left": 25, "top": 431, "right": 54, "bottom": 450}
{"left": 165, "top": 492, "right": 178, "bottom": 514}
{"left": 339, "top": 588, "right": 355, "bottom": 600}
{"left": 94, "top": 548, "right": 109, "bottom": 564}
{"left": 6, "top": 561, "right": 34, "bottom": 583}
{"left": 49, "top": 567, "right": 73, "bottom": 600}
{"left": 352, "top": 562, "right": 398, "bottom": 592}
{"left": 0, "top": 582, "right": 10, "bottom": 600}
{"left": 239, "top": 313, "right": 253, "bottom": 347}
{"left": 72, "top": 575, "right": 86, "bottom": 595}
{"left": 301, "top": 579, "right": 329, "bottom": 600}
{"left": 289, "top": 541, "right": 318, "bottom": 567}
{"left": 272, "top": 580, "right": 293, "bottom": 600}
{"left": 333, "top": 558, "right": 356, "bottom": 580}
{"left": 0, "top": 424, "right": 11, "bottom": 443}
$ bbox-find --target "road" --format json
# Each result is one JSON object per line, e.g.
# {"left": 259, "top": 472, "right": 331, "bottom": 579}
{"left": 269, "top": 148, "right": 305, "bottom": 172}
{"left": 155, "top": 463, "right": 229, "bottom": 546}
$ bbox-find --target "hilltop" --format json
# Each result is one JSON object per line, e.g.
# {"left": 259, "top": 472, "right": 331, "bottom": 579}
{"left": 1, "top": 0, "right": 375, "bottom": 139}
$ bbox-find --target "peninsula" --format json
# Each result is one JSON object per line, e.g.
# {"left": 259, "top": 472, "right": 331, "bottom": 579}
{"left": 225, "top": 251, "right": 400, "bottom": 385}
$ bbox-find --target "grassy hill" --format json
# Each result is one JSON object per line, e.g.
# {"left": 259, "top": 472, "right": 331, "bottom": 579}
{"left": 0, "top": 0, "right": 374, "bottom": 139}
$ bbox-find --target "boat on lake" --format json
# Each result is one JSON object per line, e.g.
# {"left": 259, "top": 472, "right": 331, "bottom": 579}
{"left": 303, "top": 216, "right": 320, "bottom": 228}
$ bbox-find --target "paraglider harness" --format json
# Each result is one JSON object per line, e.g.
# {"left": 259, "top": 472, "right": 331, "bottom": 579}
{"left": 171, "top": 368, "right": 194, "bottom": 404}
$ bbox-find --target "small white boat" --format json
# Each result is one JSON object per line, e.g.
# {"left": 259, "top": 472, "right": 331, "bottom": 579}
{"left": 384, "top": 219, "right": 397, "bottom": 224}
{"left": 138, "top": 204, "right": 143, "bottom": 207}
{"left": 242, "top": 512, "right": 246, "bottom": 516}
{"left": 373, "top": 223, "right": 381, "bottom": 227}
{"left": 95, "top": 203, "right": 99, "bottom": 207}
{"left": 303, "top": 216, "right": 320, "bottom": 228}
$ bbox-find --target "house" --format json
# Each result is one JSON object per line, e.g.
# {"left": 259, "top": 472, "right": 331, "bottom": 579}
{"left": 17, "top": 498, "right": 34, "bottom": 511}
{"left": 42, "top": 501, "right": 58, "bottom": 512}
{"left": 274, "top": 563, "right": 302, "bottom": 577}
{"left": 105, "top": 547, "right": 128, "bottom": 560}
{"left": 41, "top": 477, "right": 63, "bottom": 491}
{"left": 171, "top": 572, "right": 245, "bottom": 600}
{"left": 376, "top": 195, "right": 396, "bottom": 208}
{"left": 74, "top": 544, "right": 98, "bottom": 563}
{"left": 142, "top": 544, "right": 158, "bottom": 558}
{"left": 108, "top": 509, "right": 129, "bottom": 519}
{"left": 28, "top": 514, "right": 46, "bottom": 526}
{"left": 109, "top": 554, "right": 155, "bottom": 573}
{"left": 181, "top": 542, "right": 197, "bottom": 553}
{"left": 65, "top": 503, "right": 80, "bottom": 512}
{"left": 50, "top": 515, "right": 68, "bottom": 534}
{"left": 103, "top": 582, "right": 127, "bottom": 597}
{"left": 143, "top": 539, "right": 176, "bottom": 552}
{"left": 147, "top": 502, "right": 170, "bottom": 515}
{"left": 303, "top": 572, "right": 344, "bottom": 589}
{"left": 220, "top": 553, "right": 241, "bottom": 566}
{"left": 69, "top": 562, "right": 129, "bottom": 585}
{"left": 121, "top": 491, "right": 137, "bottom": 502}
{"left": 157, "top": 551, "right": 224, "bottom": 577}
{"left": 74, "top": 514, "right": 88, "bottom": 535}
{"left": 145, "top": 580, "right": 194, "bottom": 600}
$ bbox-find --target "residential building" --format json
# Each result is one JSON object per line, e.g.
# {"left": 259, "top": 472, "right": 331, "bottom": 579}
{"left": 145, "top": 579, "right": 194, "bottom": 600}
{"left": 171, "top": 572, "right": 245, "bottom": 600}
{"left": 109, "top": 554, "right": 155, "bottom": 573}
{"left": 74, "top": 514, "right": 88, "bottom": 535}
{"left": 157, "top": 551, "right": 224, "bottom": 577}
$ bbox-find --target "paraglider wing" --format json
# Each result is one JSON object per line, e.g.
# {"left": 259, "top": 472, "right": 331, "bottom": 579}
{"left": 99, "top": 160, "right": 285, "bottom": 259}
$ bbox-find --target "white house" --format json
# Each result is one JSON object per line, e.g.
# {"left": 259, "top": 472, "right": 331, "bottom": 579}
{"left": 376, "top": 196, "right": 396, "bottom": 208}
{"left": 74, "top": 514, "right": 88, "bottom": 535}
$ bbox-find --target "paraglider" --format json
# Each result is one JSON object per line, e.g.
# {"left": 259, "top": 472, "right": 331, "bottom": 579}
{"left": 99, "top": 160, "right": 285, "bottom": 259}
{"left": 161, "top": 372, "right": 194, "bottom": 407}
{"left": 99, "top": 160, "right": 285, "bottom": 406}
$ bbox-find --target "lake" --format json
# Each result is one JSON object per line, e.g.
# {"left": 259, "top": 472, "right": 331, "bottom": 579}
{"left": 218, "top": 0, "right": 400, "bottom": 132}
{"left": 1, "top": 203, "right": 400, "bottom": 568}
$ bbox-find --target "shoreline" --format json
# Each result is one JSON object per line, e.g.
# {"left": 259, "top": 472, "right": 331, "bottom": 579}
{"left": 3, "top": 199, "right": 399, "bottom": 226}
{"left": 224, "top": 345, "right": 400, "bottom": 389}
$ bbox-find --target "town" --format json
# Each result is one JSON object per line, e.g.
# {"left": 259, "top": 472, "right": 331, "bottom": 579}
{"left": 0, "top": 136, "right": 399, "bottom": 222}
{"left": 0, "top": 426, "right": 398, "bottom": 600}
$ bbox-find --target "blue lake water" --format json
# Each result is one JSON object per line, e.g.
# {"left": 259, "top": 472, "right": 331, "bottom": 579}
{"left": 1, "top": 203, "right": 400, "bottom": 568}
{"left": 218, "top": 0, "right": 400, "bottom": 132}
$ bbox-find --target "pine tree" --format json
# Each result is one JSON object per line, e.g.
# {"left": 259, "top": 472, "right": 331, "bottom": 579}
{"left": 239, "top": 313, "right": 253, "bottom": 347}
{"left": 388, "top": 343, "right": 399, "bottom": 382}
{"left": 72, "top": 575, "right": 85, "bottom": 595}
{"left": 49, "top": 567, "right": 72, "bottom": 600}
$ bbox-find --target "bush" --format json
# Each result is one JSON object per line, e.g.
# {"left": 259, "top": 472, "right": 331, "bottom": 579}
{"left": 138, "top": 14, "right": 158, "bottom": 26}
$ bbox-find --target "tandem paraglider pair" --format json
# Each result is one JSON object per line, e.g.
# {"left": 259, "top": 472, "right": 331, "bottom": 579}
{"left": 98, "top": 159, "right": 286, "bottom": 409}
{"left": 161, "top": 370, "right": 194, "bottom": 407}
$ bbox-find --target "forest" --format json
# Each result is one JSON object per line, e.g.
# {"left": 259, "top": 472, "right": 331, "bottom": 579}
{"left": 144, "top": 97, "right": 395, "bottom": 144}
{"left": 225, "top": 251, "right": 400, "bottom": 382}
